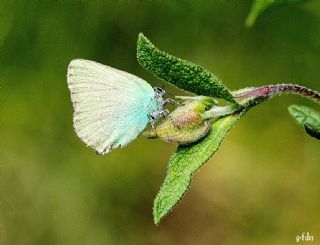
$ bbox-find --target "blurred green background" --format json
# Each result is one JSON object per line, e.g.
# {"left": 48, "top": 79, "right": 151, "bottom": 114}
{"left": 1, "top": 1, "right": 320, "bottom": 245}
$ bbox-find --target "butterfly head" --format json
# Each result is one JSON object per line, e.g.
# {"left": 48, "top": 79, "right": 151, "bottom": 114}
{"left": 146, "top": 86, "right": 176, "bottom": 127}
{"left": 154, "top": 86, "right": 166, "bottom": 97}
{"left": 153, "top": 86, "right": 167, "bottom": 108}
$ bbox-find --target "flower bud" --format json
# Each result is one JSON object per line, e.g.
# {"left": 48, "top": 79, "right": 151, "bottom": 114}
{"left": 144, "top": 100, "right": 211, "bottom": 145}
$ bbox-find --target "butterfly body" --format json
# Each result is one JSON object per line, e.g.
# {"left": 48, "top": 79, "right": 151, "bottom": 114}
{"left": 67, "top": 59, "right": 167, "bottom": 155}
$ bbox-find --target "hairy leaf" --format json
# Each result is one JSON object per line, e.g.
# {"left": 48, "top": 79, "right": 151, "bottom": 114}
{"left": 153, "top": 110, "right": 245, "bottom": 224}
{"left": 137, "top": 33, "right": 237, "bottom": 104}
{"left": 288, "top": 104, "right": 320, "bottom": 140}
{"left": 304, "top": 123, "right": 320, "bottom": 139}
{"left": 245, "top": 0, "right": 311, "bottom": 27}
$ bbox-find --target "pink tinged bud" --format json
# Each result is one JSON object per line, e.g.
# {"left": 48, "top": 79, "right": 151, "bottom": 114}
{"left": 144, "top": 101, "right": 211, "bottom": 145}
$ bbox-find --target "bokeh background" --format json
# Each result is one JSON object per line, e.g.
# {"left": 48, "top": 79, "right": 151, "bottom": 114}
{"left": 1, "top": 1, "right": 320, "bottom": 245}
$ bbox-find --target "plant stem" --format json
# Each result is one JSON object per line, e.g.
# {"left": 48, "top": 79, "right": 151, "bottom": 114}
{"left": 234, "top": 83, "right": 320, "bottom": 103}
{"left": 203, "top": 104, "right": 241, "bottom": 120}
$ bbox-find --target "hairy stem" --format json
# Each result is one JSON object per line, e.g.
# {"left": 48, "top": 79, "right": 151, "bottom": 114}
{"left": 234, "top": 83, "right": 320, "bottom": 103}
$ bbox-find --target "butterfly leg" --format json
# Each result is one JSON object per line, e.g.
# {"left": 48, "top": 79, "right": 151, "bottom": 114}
{"left": 148, "top": 115, "right": 156, "bottom": 130}
{"left": 164, "top": 98, "right": 180, "bottom": 106}
{"left": 160, "top": 109, "right": 170, "bottom": 118}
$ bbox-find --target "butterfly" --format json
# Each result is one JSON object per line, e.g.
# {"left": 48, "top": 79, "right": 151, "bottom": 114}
{"left": 67, "top": 59, "right": 174, "bottom": 155}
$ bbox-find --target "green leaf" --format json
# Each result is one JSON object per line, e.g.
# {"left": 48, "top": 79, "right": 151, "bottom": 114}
{"left": 245, "top": 0, "right": 311, "bottom": 27}
{"left": 153, "top": 110, "right": 245, "bottom": 224}
{"left": 304, "top": 123, "right": 320, "bottom": 139}
{"left": 137, "top": 33, "right": 237, "bottom": 104}
{"left": 288, "top": 104, "right": 320, "bottom": 140}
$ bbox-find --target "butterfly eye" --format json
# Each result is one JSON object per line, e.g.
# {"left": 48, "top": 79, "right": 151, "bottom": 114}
{"left": 154, "top": 87, "right": 165, "bottom": 95}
